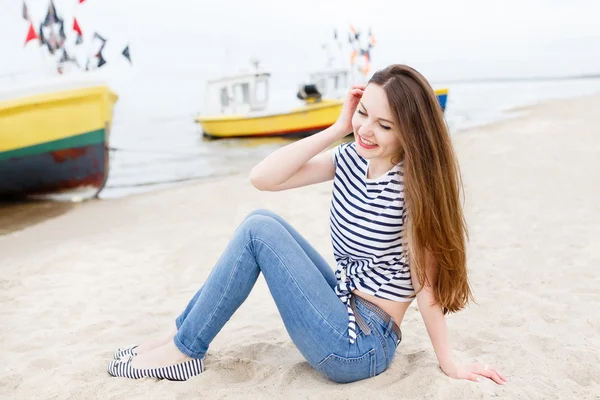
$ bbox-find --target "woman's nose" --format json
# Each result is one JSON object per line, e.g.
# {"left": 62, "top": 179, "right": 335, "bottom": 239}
{"left": 358, "top": 123, "right": 373, "bottom": 137}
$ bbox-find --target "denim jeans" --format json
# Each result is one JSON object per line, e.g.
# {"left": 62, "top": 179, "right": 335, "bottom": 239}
{"left": 173, "top": 209, "right": 400, "bottom": 383}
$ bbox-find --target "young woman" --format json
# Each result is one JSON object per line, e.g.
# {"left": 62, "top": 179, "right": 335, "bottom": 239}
{"left": 107, "top": 64, "right": 507, "bottom": 385}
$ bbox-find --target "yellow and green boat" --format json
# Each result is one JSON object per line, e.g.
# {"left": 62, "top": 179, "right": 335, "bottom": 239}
{"left": 0, "top": 81, "right": 118, "bottom": 199}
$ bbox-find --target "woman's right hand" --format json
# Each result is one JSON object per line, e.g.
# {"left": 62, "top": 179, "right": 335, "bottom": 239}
{"left": 333, "top": 84, "right": 365, "bottom": 137}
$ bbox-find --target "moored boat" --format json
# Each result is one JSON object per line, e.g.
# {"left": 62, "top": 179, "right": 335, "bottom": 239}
{"left": 195, "top": 65, "right": 449, "bottom": 139}
{"left": 0, "top": 79, "right": 118, "bottom": 200}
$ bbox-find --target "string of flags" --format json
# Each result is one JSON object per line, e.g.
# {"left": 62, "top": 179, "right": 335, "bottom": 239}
{"left": 331, "top": 25, "right": 376, "bottom": 77}
{"left": 22, "top": 0, "right": 132, "bottom": 74}
{"left": 348, "top": 25, "right": 376, "bottom": 77}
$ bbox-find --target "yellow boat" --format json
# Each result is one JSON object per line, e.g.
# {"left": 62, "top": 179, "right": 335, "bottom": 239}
{"left": 195, "top": 65, "right": 448, "bottom": 139}
{"left": 0, "top": 79, "right": 118, "bottom": 199}
{"left": 197, "top": 98, "right": 345, "bottom": 138}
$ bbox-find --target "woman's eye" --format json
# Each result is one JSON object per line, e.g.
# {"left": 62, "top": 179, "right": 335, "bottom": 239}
{"left": 380, "top": 124, "right": 391, "bottom": 130}
{"left": 357, "top": 110, "right": 366, "bottom": 116}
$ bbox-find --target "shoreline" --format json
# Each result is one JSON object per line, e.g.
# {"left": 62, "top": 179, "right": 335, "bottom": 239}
{"left": 3, "top": 89, "right": 599, "bottom": 238}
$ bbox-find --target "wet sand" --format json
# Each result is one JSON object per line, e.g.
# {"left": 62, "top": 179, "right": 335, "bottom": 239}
{"left": 0, "top": 200, "right": 77, "bottom": 236}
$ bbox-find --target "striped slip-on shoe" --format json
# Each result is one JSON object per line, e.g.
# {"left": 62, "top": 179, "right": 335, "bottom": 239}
{"left": 113, "top": 345, "right": 138, "bottom": 360}
{"left": 107, "top": 354, "right": 205, "bottom": 381}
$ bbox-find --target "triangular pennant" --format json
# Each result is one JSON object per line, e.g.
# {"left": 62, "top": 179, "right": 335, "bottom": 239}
{"left": 93, "top": 32, "right": 107, "bottom": 43}
{"left": 58, "top": 19, "right": 66, "bottom": 43}
{"left": 24, "top": 22, "right": 38, "bottom": 45}
{"left": 97, "top": 53, "right": 107, "bottom": 68}
{"left": 59, "top": 49, "right": 69, "bottom": 63}
{"left": 38, "top": 23, "right": 46, "bottom": 46}
{"left": 43, "top": 0, "right": 59, "bottom": 26}
{"left": 79, "top": 0, "right": 86, "bottom": 3}
{"left": 122, "top": 45, "right": 132, "bottom": 64}
{"left": 350, "top": 49, "right": 357, "bottom": 65}
{"left": 22, "top": 1, "right": 29, "bottom": 21}
{"left": 73, "top": 18, "right": 83, "bottom": 36}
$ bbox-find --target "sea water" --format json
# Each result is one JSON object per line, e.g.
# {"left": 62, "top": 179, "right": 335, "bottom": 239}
{"left": 101, "top": 75, "right": 600, "bottom": 199}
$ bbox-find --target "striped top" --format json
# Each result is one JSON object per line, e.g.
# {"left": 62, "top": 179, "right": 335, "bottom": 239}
{"left": 330, "top": 141, "right": 415, "bottom": 343}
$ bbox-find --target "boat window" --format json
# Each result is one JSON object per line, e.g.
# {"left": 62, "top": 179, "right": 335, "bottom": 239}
{"left": 329, "top": 75, "right": 339, "bottom": 90}
{"left": 316, "top": 78, "right": 326, "bottom": 93}
{"left": 233, "top": 83, "right": 250, "bottom": 105}
{"left": 254, "top": 79, "right": 268, "bottom": 104}
{"left": 220, "top": 87, "right": 230, "bottom": 107}
{"left": 341, "top": 73, "right": 348, "bottom": 88}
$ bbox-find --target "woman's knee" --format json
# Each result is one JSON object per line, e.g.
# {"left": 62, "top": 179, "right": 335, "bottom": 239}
{"left": 241, "top": 213, "right": 281, "bottom": 236}
{"left": 244, "top": 208, "right": 281, "bottom": 222}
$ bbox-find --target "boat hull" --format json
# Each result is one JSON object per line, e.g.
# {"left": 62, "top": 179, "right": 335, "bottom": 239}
{"left": 0, "top": 84, "right": 117, "bottom": 199}
{"left": 436, "top": 88, "right": 448, "bottom": 111}
{"left": 196, "top": 89, "right": 449, "bottom": 139}
{"left": 197, "top": 100, "right": 344, "bottom": 139}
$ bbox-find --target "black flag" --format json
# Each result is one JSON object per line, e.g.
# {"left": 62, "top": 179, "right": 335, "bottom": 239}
{"left": 96, "top": 51, "right": 107, "bottom": 68}
{"left": 59, "top": 49, "right": 69, "bottom": 62}
{"left": 92, "top": 32, "right": 107, "bottom": 56}
{"left": 22, "top": 1, "right": 29, "bottom": 21}
{"left": 43, "top": 0, "right": 59, "bottom": 26}
{"left": 93, "top": 32, "right": 107, "bottom": 43}
{"left": 122, "top": 45, "right": 131, "bottom": 64}
{"left": 58, "top": 18, "right": 66, "bottom": 44}
{"left": 38, "top": 23, "right": 46, "bottom": 46}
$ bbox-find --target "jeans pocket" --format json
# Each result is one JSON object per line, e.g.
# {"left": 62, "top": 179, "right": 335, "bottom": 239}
{"left": 317, "top": 348, "right": 376, "bottom": 383}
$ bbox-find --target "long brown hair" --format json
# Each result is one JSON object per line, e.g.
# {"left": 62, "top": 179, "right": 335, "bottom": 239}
{"left": 369, "top": 64, "right": 474, "bottom": 314}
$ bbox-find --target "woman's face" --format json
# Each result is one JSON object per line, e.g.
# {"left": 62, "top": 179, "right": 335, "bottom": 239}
{"left": 351, "top": 83, "right": 403, "bottom": 166}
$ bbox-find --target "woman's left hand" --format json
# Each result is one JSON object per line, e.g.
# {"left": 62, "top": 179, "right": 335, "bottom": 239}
{"left": 442, "top": 363, "right": 508, "bottom": 385}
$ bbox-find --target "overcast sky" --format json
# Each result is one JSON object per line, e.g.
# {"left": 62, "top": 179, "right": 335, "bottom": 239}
{"left": 2, "top": 0, "right": 599, "bottom": 83}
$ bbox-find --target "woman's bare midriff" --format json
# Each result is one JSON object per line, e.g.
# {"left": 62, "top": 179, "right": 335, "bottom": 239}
{"left": 352, "top": 289, "right": 412, "bottom": 328}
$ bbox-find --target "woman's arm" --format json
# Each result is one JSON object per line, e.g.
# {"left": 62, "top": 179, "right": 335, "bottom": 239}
{"left": 412, "top": 249, "right": 508, "bottom": 385}
{"left": 413, "top": 250, "right": 455, "bottom": 372}
{"left": 249, "top": 124, "right": 344, "bottom": 191}
{"left": 249, "top": 84, "right": 365, "bottom": 192}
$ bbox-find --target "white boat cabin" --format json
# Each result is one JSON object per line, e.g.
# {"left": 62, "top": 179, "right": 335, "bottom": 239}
{"left": 203, "top": 70, "right": 270, "bottom": 116}
{"left": 307, "top": 68, "right": 350, "bottom": 100}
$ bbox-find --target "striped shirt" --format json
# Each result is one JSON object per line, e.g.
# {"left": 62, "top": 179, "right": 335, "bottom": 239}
{"left": 330, "top": 141, "right": 415, "bottom": 343}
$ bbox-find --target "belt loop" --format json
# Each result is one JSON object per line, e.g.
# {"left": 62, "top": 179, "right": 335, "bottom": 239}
{"left": 350, "top": 296, "right": 371, "bottom": 336}
{"left": 385, "top": 319, "right": 397, "bottom": 339}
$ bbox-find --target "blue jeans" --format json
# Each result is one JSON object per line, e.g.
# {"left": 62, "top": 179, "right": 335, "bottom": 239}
{"left": 173, "top": 209, "right": 400, "bottom": 383}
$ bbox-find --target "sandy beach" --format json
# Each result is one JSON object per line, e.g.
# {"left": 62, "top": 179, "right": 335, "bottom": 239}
{"left": 1, "top": 93, "right": 599, "bottom": 399}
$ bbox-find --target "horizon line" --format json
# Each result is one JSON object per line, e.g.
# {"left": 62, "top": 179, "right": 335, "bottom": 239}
{"left": 433, "top": 73, "right": 600, "bottom": 85}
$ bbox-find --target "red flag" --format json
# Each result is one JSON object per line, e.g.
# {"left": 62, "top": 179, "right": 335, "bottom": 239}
{"left": 24, "top": 22, "right": 38, "bottom": 45}
{"left": 79, "top": 0, "right": 86, "bottom": 3}
{"left": 73, "top": 18, "right": 83, "bottom": 36}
